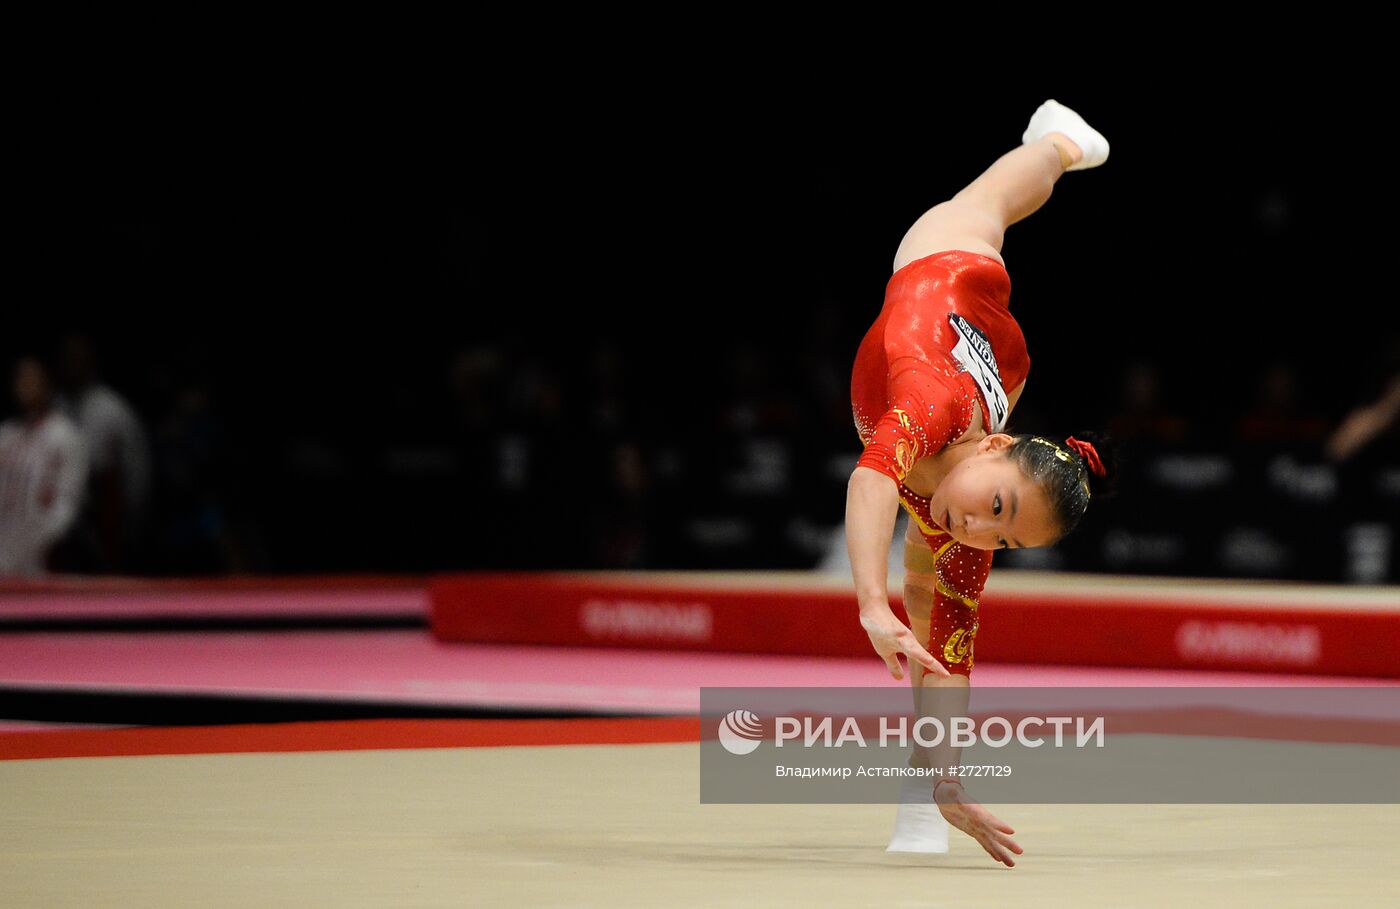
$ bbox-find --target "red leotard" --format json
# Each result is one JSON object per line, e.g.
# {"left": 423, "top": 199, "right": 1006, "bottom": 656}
{"left": 849, "top": 250, "right": 1030, "bottom": 675}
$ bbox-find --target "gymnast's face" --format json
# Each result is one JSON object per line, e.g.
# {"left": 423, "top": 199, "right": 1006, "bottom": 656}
{"left": 927, "top": 434, "right": 1060, "bottom": 551}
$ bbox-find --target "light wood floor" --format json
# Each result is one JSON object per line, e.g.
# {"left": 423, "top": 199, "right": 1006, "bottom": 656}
{"left": 3, "top": 741, "right": 1398, "bottom": 907}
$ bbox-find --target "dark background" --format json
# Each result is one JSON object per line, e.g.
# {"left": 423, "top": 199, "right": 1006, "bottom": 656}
{"left": 10, "top": 72, "right": 1399, "bottom": 581}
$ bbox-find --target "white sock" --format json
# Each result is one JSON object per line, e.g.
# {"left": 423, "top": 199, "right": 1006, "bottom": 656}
{"left": 885, "top": 775, "right": 949, "bottom": 854}
{"left": 1022, "top": 98, "right": 1110, "bottom": 171}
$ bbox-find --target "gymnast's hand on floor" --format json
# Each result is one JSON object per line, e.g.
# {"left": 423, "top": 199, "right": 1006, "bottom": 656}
{"left": 858, "top": 607, "right": 948, "bottom": 680}
{"left": 934, "top": 780, "right": 1023, "bottom": 867}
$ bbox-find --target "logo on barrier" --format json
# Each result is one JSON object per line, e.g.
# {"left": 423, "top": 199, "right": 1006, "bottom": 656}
{"left": 579, "top": 599, "right": 713, "bottom": 643}
{"left": 717, "top": 709, "right": 765, "bottom": 755}
{"left": 1175, "top": 620, "right": 1321, "bottom": 667}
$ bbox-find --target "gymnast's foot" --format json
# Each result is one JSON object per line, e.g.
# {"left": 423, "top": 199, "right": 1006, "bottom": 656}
{"left": 1023, "top": 99, "right": 1109, "bottom": 171}
{"left": 885, "top": 776, "right": 949, "bottom": 853}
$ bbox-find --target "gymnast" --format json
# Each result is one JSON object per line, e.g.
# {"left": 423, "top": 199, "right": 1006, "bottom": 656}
{"left": 846, "top": 99, "right": 1117, "bottom": 867}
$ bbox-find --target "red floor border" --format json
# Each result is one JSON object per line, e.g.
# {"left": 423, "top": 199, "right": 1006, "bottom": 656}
{"left": 0, "top": 716, "right": 703, "bottom": 761}
{"left": 5, "top": 708, "right": 1397, "bottom": 762}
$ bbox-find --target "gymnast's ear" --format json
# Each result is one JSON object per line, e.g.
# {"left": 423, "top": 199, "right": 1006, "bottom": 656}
{"left": 980, "top": 432, "right": 1016, "bottom": 453}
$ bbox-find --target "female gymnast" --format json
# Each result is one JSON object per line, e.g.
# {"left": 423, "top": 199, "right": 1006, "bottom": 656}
{"left": 845, "top": 99, "right": 1117, "bottom": 868}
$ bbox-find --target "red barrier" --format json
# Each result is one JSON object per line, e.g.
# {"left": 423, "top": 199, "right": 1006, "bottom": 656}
{"left": 971, "top": 596, "right": 1398, "bottom": 676}
{"left": 430, "top": 572, "right": 1400, "bottom": 677}
{"left": 430, "top": 573, "right": 881, "bottom": 656}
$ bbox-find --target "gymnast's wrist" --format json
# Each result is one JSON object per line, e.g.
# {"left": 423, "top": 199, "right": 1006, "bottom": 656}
{"left": 856, "top": 593, "right": 893, "bottom": 616}
{"left": 933, "top": 777, "right": 965, "bottom": 802}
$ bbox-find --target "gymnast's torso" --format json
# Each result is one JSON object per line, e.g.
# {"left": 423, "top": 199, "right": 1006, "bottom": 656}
{"left": 850, "top": 249, "right": 1030, "bottom": 543}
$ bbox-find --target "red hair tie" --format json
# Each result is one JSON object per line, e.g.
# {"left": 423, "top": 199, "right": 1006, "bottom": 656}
{"left": 1065, "top": 436, "right": 1106, "bottom": 478}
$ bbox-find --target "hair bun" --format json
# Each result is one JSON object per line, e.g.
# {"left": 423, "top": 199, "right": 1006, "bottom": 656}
{"left": 1065, "top": 430, "right": 1119, "bottom": 498}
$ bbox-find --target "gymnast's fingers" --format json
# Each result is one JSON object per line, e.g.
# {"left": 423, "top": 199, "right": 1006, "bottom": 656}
{"left": 905, "top": 639, "right": 949, "bottom": 677}
{"left": 983, "top": 835, "right": 1017, "bottom": 867}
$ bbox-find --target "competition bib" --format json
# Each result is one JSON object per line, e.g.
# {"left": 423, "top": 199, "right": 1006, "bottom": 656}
{"left": 947, "top": 313, "right": 1009, "bottom": 432}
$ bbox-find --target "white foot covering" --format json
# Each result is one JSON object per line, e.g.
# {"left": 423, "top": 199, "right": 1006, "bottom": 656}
{"left": 1022, "top": 99, "right": 1110, "bottom": 171}
{"left": 885, "top": 776, "right": 950, "bottom": 854}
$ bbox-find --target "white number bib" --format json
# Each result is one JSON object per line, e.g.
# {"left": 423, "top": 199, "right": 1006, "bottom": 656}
{"left": 947, "top": 313, "right": 1009, "bottom": 433}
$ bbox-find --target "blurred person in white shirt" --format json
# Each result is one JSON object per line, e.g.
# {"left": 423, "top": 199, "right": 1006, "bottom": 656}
{"left": 0, "top": 356, "right": 89, "bottom": 576}
{"left": 55, "top": 334, "right": 152, "bottom": 570}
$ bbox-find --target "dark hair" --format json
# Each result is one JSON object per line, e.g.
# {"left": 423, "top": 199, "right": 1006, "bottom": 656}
{"left": 1005, "top": 430, "right": 1119, "bottom": 540}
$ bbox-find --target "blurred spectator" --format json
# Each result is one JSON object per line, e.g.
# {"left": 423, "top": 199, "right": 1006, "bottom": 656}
{"left": 1234, "top": 361, "right": 1331, "bottom": 448}
{"left": 442, "top": 346, "right": 549, "bottom": 568}
{"left": 151, "top": 382, "right": 238, "bottom": 573}
{"left": 1106, "top": 360, "right": 1189, "bottom": 445}
{"left": 446, "top": 347, "right": 504, "bottom": 448}
{"left": 586, "top": 440, "right": 653, "bottom": 568}
{"left": 584, "top": 342, "right": 630, "bottom": 436}
{"left": 55, "top": 334, "right": 152, "bottom": 571}
{"left": 794, "top": 297, "right": 854, "bottom": 443}
{"left": 0, "top": 357, "right": 89, "bottom": 576}
{"left": 1326, "top": 371, "right": 1400, "bottom": 463}
{"left": 715, "top": 341, "right": 801, "bottom": 436}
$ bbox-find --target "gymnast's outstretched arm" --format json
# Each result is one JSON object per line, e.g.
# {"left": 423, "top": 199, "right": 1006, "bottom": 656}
{"left": 847, "top": 467, "right": 945, "bottom": 680}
